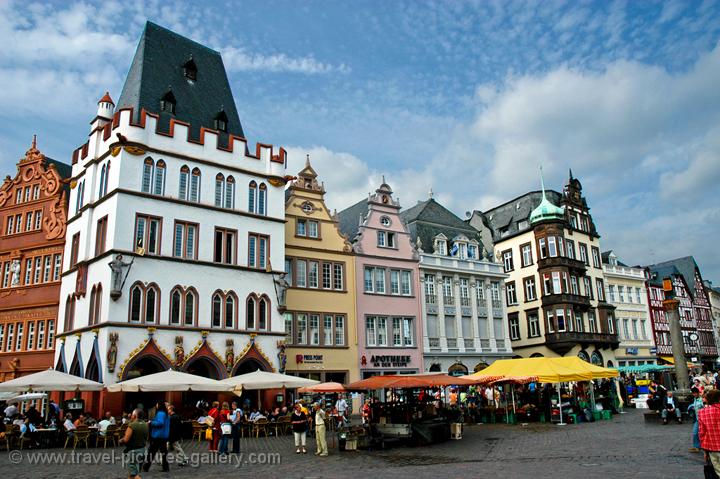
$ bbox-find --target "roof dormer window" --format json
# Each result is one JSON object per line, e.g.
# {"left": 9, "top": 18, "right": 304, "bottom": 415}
{"left": 214, "top": 110, "right": 228, "bottom": 132}
{"left": 160, "top": 90, "right": 176, "bottom": 114}
{"left": 434, "top": 238, "right": 447, "bottom": 256}
{"left": 183, "top": 57, "right": 197, "bottom": 81}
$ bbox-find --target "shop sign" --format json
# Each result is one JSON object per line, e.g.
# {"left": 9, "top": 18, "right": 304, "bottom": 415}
{"left": 296, "top": 354, "right": 323, "bottom": 364}
{"left": 370, "top": 355, "right": 411, "bottom": 368}
{"left": 625, "top": 348, "right": 639, "bottom": 355}
{"left": 650, "top": 347, "right": 657, "bottom": 355}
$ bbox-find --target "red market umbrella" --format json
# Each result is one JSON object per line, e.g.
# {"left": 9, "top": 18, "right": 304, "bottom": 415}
{"left": 298, "top": 382, "right": 347, "bottom": 393}
{"left": 347, "top": 373, "right": 478, "bottom": 390}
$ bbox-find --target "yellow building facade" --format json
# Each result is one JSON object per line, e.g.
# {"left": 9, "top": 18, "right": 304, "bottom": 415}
{"left": 282, "top": 158, "right": 359, "bottom": 384}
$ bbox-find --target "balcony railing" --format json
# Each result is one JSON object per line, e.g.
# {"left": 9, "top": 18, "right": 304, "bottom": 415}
{"left": 538, "top": 256, "right": 587, "bottom": 273}
{"left": 460, "top": 297, "right": 471, "bottom": 307}
{"left": 496, "top": 339, "right": 506, "bottom": 350}
{"left": 542, "top": 293, "right": 591, "bottom": 308}
{"left": 545, "top": 331, "right": 620, "bottom": 355}
{"left": 480, "top": 339, "right": 490, "bottom": 349}
{"left": 491, "top": 299, "right": 502, "bottom": 309}
{"left": 425, "top": 294, "right": 436, "bottom": 305}
{"left": 428, "top": 337, "right": 440, "bottom": 348}
{"left": 464, "top": 338, "right": 474, "bottom": 349}
{"left": 446, "top": 338, "right": 458, "bottom": 348}
{"left": 444, "top": 296, "right": 455, "bottom": 305}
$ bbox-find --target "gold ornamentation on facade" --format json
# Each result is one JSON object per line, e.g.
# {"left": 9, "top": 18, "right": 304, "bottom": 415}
{"left": 174, "top": 336, "right": 185, "bottom": 367}
{"left": 107, "top": 332, "right": 118, "bottom": 373}
{"left": 116, "top": 338, "right": 173, "bottom": 379}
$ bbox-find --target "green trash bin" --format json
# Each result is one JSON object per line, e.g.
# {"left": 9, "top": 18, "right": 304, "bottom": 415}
{"left": 592, "top": 411, "right": 602, "bottom": 421}
{"left": 601, "top": 410, "right": 612, "bottom": 420}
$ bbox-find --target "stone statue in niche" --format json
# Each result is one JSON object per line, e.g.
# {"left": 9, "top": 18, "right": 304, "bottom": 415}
{"left": 274, "top": 273, "right": 289, "bottom": 311}
{"left": 174, "top": 336, "right": 185, "bottom": 367}
{"left": 108, "top": 255, "right": 131, "bottom": 300}
{"left": 107, "top": 333, "right": 118, "bottom": 373}
{"left": 10, "top": 259, "right": 21, "bottom": 286}
{"left": 276, "top": 341, "right": 287, "bottom": 374}
{"left": 225, "top": 339, "right": 235, "bottom": 374}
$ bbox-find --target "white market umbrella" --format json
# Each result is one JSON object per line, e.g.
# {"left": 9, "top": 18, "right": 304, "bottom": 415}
{"left": 221, "top": 370, "right": 319, "bottom": 391}
{"left": 0, "top": 368, "right": 103, "bottom": 392}
{"left": 107, "top": 369, "right": 234, "bottom": 392}
{"left": 9, "top": 392, "right": 48, "bottom": 402}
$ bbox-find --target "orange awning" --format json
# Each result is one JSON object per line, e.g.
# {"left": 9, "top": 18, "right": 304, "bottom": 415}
{"left": 347, "top": 373, "right": 478, "bottom": 390}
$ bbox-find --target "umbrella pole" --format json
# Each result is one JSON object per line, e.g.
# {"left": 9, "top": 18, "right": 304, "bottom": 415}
{"left": 557, "top": 384, "right": 566, "bottom": 426}
{"left": 511, "top": 386, "right": 516, "bottom": 415}
{"left": 504, "top": 385, "right": 509, "bottom": 424}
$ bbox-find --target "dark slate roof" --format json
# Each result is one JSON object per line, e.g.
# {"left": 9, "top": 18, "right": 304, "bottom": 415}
{"left": 337, "top": 198, "right": 369, "bottom": 240}
{"left": 401, "top": 199, "right": 483, "bottom": 253}
{"left": 117, "top": 22, "right": 244, "bottom": 146}
{"left": 477, "top": 190, "right": 563, "bottom": 242}
{"left": 45, "top": 158, "right": 72, "bottom": 180}
{"left": 648, "top": 256, "right": 702, "bottom": 293}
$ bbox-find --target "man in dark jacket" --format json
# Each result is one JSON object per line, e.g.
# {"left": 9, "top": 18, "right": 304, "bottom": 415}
{"left": 168, "top": 405, "right": 189, "bottom": 466}
{"left": 143, "top": 402, "right": 170, "bottom": 472}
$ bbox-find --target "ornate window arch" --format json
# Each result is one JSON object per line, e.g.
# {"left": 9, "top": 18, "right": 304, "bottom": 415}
{"left": 212, "top": 292, "right": 223, "bottom": 328}
{"left": 258, "top": 183, "right": 267, "bottom": 216}
{"left": 225, "top": 176, "right": 235, "bottom": 209}
{"left": 153, "top": 160, "right": 166, "bottom": 195}
{"left": 246, "top": 294, "right": 257, "bottom": 329}
{"left": 185, "top": 288, "right": 197, "bottom": 326}
{"left": 215, "top": 173, "right": 225, "bottom": 207}
{"left": 169, "top": 286, "right": 198, "bottom": 326}
{"left": 88, "top": 283, "right": 102, "bottom": 326}
{"left": 211, "top": 290, "right": 237, "bottom": 329}
{"left": 190, "top": 167, "right": 201, "bottom": 202}
{"left": 248, "top": 181, "right": 257, "bottom": 213}
{"left": 179, "top": 165, "right": 190, "bottom": 200}
{"left": 99, "top": 164, "right": 107, "bottom": 198}
{"left": 128, "top": 282, "right": 160, "bottom": 324}
{"left": 170, "top": 287, "right": 182, "bottom": 325}
{"left": 141, "top": 157, "right": 154, "bottom": 193}
{"left": 258, "top": 294, "right": 270, "bottom": 331}
{"left": 225, "top": 292, "right": 237, "bottom": 328}
{"left": 145, "top": 284, "right": 159, "bottom": 324}
{"left": 64, "top": 295, "right": 75, "bottom": 332}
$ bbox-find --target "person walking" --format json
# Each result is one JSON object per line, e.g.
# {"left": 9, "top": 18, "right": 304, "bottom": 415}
{"left": 119, "top": 409, "right": 149, "bottom": 479}
{"left": 207, "top": 401, "right": 221, "bottom": 452}
{"left": 291, "top": 403, "right": 308, "bottom": 454}
{"left": 699, "top": 389, "right": 720, "bottom": 475}
{"left": 218, "top": 402, "right": 231, "bottom": 455}
{"left": 689, "top": 387, "right": 705, "bottom": 453}
{"left": 230, "top": 401, "right": 243, "bottom": 454}
{"left": 335, "top": 395, "right": 348, "bottom": 426}
{"left": 313, "top": 403, "right": 328, "bottom": 457}
{"left": 167, "top": 405, "right": 189, "bottom": 466}
{"left": 142, "top": 402, "right": 170, "bottom": 472}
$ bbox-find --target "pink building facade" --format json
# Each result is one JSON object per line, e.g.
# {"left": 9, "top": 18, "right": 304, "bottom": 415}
{"left": 338, "top": 181, "right": 423, "bottom": 378}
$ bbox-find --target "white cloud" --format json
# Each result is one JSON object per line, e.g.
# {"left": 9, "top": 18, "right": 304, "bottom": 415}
{"left": 221, "top": 47, "right": 349, "bottom": 74}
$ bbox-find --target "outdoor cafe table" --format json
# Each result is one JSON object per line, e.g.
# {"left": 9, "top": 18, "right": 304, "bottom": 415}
{"left": 35, "top": 428, "right": 59, "bottom": 448}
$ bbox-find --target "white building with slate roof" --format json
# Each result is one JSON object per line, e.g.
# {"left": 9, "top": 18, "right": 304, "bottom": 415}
{"left": 401, "top": 196, "right": 511, "bottom": 373}
{"left": 55, "top": 23, "right": 288, "bottom": 409}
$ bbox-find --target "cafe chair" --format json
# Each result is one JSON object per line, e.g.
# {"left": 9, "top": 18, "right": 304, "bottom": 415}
{"left": 252, "top": 418, "right": 269, "bottom": 438}
{"left": 97, "top": 425, "right": 118, "bottom": 448}
{"left": 4, "top": 425, "right": 20, "bottom": 449}
{"left": 191, "top": 421, "right": 205, "bottom": 443}
{"left": 70, "top": 426, "right": 91, "bottom": 449}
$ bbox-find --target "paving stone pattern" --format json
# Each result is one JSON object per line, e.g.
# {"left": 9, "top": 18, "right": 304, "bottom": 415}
{"left": 0, "top": 409, "right": 704, "bottom": 479}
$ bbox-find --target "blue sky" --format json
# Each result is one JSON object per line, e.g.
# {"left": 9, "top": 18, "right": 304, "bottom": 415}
{"left": 1, "top": 0, "right": 719, "bottom": 282}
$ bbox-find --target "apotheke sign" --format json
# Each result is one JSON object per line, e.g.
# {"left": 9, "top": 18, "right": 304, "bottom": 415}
{"left": 370, "top": 355, "right": 411, "bottom": 368}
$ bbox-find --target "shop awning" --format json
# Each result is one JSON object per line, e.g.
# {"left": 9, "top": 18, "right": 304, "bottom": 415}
{"left": 468, "top": 357, "right": 618, "bottom": 384}
{"left": 297, "top": 382, "right": 347, "bottom": 393}
{"left": 659, "top": 356, "right": 697, "bottom": 368}
{"left": 347, "top": 373, "right": 480, "bottom": 390}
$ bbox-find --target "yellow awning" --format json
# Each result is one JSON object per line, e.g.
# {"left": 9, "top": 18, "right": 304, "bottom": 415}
{"left": 659, "top": 356, "right": 697, "bottom": 368}
{"left": 469, "top": 356, "right": 618, "bottom": 383}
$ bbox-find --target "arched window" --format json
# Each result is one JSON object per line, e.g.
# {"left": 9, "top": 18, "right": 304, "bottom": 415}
{"left": 145, "top": 285, "right": 158, "bottom": 323}
{"left": 212, "top": 293, "right": 222, "bottom": 328}
{"left": 225, "top": 294, "right": 236, "bottom": 328}
{"left": 130, "top": 284, "right": 143, "bottom": 323}
{"left": 141, "top": 157, "right": 154, "bottom": 193}
{"left": 99, "top": 165, "right": 107, "bottom": 198}
{"left": 190, "top": 168, "right": 201, "bottom": 202}
{"left": 64, "top": 295, "right": 75, "bottom": 332}
{"left": 258, "top": 183, "right": 267, "bottom": 216}
{"left": 153, "top": 160, "right": 166, "bottom": 195}
{"left": 178, "top": 165, "right": 190, "bottom": 200}
{"left": 185, "top": 289, "right": 196, "bottom": 326}
{"left": 215, "top": 173, "right": 225, "bottom": 207}
{"left": 170, "top": 288, "right": 182, "bottom": 325}
{"left": 246, "top": 296, "right": 256, "bottom": 329}
{"left": 258, "top": 296, "right": 269, "bottom": 330}
{"left": 104, "top": 161, "right": 110, "bottom": 196}
{"left": 89, "top": 284, "right": 102, "bottom": 326}
{"left": 248, "top": 181, "right": 257, "bottom": 213}
{"left": 225, "top": 176, "right": 235, "bottom": 209}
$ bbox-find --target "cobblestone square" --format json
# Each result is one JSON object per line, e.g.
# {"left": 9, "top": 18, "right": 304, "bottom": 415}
{"left": 0, "top": 409, "right": 704, "bottom": 479}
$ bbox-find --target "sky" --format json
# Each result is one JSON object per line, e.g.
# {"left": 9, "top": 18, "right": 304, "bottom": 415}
{"left": 1, "top": 0, "right": 719, "bottom": 283}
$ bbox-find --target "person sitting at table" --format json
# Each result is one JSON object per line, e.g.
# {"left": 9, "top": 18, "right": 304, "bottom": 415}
{"left": 25, "top": 405, "right": 41, "bottom": 426}
{"left": 4, "top": 402, "right": 19, "bottom": 421}
{"left": 104, "top": 411, "right": 117, "bottom": 426}
{"left": 73, "top": 414, "right": 86, "bottom": 427}
{"left": 64, "top": 413, "right": 77, "bottom": 436}
{"left": 269, "top": 408, "right": 280, "bottom": 422}
{"left": 97, "top": 415, "right": 113, "bottom": 436}
{"left": 280, "top": 406, "right": 289, "bottom": 416}
{"left": 248, "top": 408, "right": 261, "bottom": 421}
{"left": 252, "top": 410, "right": 267, "bottom": 422}
{"left": 85, "top": 414, "right": 97, "bottom": 426}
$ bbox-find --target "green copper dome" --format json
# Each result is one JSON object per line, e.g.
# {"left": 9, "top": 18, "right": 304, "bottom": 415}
{"left": 529, "top": 167, "right": 565, "bottom": 225}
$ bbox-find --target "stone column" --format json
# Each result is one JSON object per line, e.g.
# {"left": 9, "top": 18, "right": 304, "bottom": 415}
{"left": 665, "top": 298, "right": 690, "bottom": 394}
{"left": 470, "top": 280, "right": 480, "bottom": 350}
{"left": 453, "top": 275, "right": 463, "bottom": 351}
{"left": 436, "top": 273, "right": 447, "bottom": 350}
{"left": 419, "top": 272, "right": 430, "bottom": 363}
{"left": 485, "top": 283, "right": 496, "bottom": 349}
